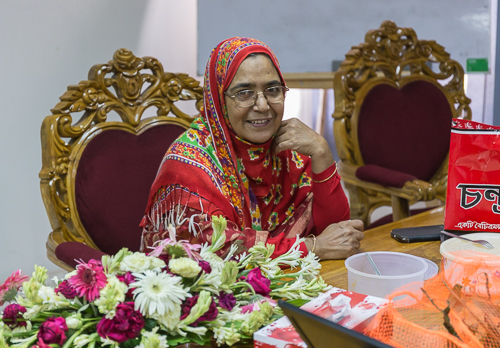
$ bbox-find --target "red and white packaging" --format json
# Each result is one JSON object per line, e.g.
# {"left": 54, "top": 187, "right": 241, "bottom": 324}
{"left": 445, "top": 119, "right": 500, "bottom": 232}
{"left": 253, "top": 287, "right": 389, "bottom": 348}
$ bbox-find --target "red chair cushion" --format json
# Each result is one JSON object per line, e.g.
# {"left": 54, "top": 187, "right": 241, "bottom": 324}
{"left": 358, "top": 80, "right": 452, "bottom": 181}
{"left": 55, "top": 242, "right": 107, "bottom": 268}
{"left": 356, "top": 164, "right": 418, "bottom": 188}
{"left": 75, "top": 124, "right": 186, "bottom": 255}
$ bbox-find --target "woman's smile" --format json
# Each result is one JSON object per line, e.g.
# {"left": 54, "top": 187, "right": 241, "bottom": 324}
{"left": 247, "top": 118, "right": 272, "bottom": 127}
{"left": 224, "top": 54, "right": 284, "bottom": 144}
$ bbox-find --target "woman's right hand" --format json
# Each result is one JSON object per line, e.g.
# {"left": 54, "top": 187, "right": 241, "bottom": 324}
{"left": 307, "top": 220, "right": 364, "bottom": 260}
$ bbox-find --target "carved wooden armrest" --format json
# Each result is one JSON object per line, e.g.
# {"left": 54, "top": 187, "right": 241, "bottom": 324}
{"left": 401, "top": 180, "right": 437, "bottom": 201}
{"left": 339, "top": 161, "right": 437, "bottom": 201}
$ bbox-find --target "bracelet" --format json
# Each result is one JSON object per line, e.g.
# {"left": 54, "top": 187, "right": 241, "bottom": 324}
{"left": 312, "top": 165, "right": 337, "bottom": 183}
{"left": 306, "top": 234, "right": 317, "bottom": 253}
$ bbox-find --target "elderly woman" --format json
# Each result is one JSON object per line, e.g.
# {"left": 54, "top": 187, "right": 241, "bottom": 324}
{"left": 140, "top": 37, "right": 364, "bottom": 260}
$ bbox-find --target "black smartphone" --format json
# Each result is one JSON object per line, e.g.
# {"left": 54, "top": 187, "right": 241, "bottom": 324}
{"left": 391, "top": 224, "right": 444, "bottom": 243}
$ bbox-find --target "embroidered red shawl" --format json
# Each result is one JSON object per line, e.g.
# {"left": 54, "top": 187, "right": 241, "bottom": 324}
{"left": 142, "top": 37, "right": 317, "bottom": 239}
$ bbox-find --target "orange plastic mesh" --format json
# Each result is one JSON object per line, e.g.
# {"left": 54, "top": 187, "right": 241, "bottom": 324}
{"left": 366, "top": 250, "right": 500, "bottom": 348}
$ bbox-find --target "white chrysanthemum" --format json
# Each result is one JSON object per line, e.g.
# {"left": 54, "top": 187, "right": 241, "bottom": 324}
{"left": 120, "top": 253, "right": 165, "bottom": 273}
{"left": 137, "top": 327, "right": 169, "bottom": 348}
{"left": 169, "top": 258, "right": 201, "bottom": 278}
{"left": 94, "top": 276, "right": 127, "bottom": 318}
{"left": 152, "top": 302, "right": 181, "bottom": 331}
{"left": 131, "top": 270, "right": 190, "bottom": 317}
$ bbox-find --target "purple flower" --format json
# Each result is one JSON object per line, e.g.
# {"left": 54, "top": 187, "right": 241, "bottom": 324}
{"left": 37, "top": 317, "right": 68, "bottom": 345}
{"left": 217, "top": 292, "right": 236, "bottom": 311}
{"left": 2, "top": 303, "right": 26, "bottom": 328}
{"left": 54, "top": 280, "right": 78, "bottom": 299}
{"left": 246, "top": 268, "right": 271, "bottom": 296}
{"left": 180, "top": 295, "right": 219, "bottom": 326}
{"left": 96, "top": 302, "right": 144, "bottom": 343}
{"left": 198, "top": 261, "right": 212, "bottom": 274}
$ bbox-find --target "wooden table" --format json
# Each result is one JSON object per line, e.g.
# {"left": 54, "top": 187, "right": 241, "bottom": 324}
{"left": 319, "top": 206, "right": 445, "bottom": 289}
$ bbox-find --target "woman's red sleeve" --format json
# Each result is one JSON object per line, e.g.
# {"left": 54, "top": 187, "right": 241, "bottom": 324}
{"left": 311, "top": 162, "right": 350, "bottom": 235}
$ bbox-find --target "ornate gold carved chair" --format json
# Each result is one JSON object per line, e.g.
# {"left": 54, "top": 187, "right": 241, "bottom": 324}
{"left": 333, "top": 21, "right": 471, "bottom": 228}
{"left": 40, "top": 49, "right": 202, "bottom": 270}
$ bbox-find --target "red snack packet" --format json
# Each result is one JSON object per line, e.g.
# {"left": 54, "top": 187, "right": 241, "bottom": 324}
{"left": 444, "top": 119, "right": 500, "bottom": 232}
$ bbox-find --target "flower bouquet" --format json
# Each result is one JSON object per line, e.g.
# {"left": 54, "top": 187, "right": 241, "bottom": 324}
{"left": 0, "top": 216, "right": 331, "bottom": 348}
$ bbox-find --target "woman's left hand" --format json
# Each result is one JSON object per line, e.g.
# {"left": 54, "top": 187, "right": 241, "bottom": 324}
{"left": 272, "top": 118, "right": 334, "bottom": 173}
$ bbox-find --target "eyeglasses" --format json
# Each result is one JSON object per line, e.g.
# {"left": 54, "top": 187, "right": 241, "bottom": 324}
{"left": 224, "top": 86, "right": 289, "bottom": 107}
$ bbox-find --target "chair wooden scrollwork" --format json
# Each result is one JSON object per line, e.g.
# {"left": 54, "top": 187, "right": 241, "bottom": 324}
{"left": 39, "top": 48, "right": 202, "bottom": 270}
{"left": 333, "top": 20, "right": 471, "bottom": 228}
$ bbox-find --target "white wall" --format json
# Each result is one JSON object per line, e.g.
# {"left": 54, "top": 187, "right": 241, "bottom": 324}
{"left": 0, "top": 0, "right": 198, "bottom": 282}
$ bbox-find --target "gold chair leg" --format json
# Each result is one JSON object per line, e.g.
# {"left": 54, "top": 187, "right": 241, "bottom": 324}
{"left": 391, "top": 195, "right": 410, "bottom": 221}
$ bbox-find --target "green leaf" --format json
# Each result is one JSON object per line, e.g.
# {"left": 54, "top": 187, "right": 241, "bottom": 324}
{"left": 286, "top": 298, "right": 309, "bottom": 307}
{"left": 121, "top": 337, "right": 141, "bottom": 348}
{"left": 185, "top": 332, "right": 212, "bottom": 346}
{"left": 166, "top": 336, "right": 191, "bottom": 346}
{"left": 77, "top": 304, "right": 89, "bottom": 313}
{"left": 143, "top": 318, "right": 158, "bottom": 331}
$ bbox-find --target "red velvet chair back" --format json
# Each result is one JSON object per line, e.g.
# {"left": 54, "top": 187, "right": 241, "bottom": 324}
{"left": 75, "top": 125, "right": 186, "bottom": 255}
{"left": 332, "top": 21, "right": 472, "bottom": 227}
{"left": 40, "top": 48, "right": 203, "bottom": 269}
{"left": 358, "top": 80, "right": 453, "bottom": 181}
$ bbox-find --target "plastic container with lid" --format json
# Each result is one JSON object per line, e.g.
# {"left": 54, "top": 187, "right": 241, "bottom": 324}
{"left": 345, "top": 251, "right": 428, "bottom": 298}
{"left": 440, "top": 232, "right": 500, "bottom": 296}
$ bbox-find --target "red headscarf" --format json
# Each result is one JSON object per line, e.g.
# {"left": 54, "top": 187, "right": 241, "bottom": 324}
{"left": 142, "top": 37, "right": 315, "bottom": 237}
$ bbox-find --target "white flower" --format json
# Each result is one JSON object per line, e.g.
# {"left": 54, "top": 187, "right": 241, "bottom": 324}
{"left": 74, "top": 333, "right": 99, "bottom": 348}
{"left": 169, "top": 258, "right": 201, "bottom": 278}
{"left": 199, "top": 250, "right": 224, "bottom": 272}
{"left": 152, "top": 302, "right": 182, "bottom": 331}
{"left": 100, "top": 336, "right": 120, "bottom": 347}
{"left": 213, "top": 324, "right": 241, "bottom": 346}
{"left": 23, "top": 304, "right": 42, "bottom": 319}
{"left": 137, "top": 327, "right": 169, "bottom": 348}
{"left": 66, "top": 313, "right": 83, "bottom": 330}
{"left": 131, "top": 270, "right": 190, "bottom": 317}
{"left": 64, "top": 270, "right": 78, "bottom": 280}
{"left": 38, "top": 285, "right": 68, "bottom": 309}
{"left": 190, "top": 271, "right": 222, "bottom": 293}
{"left": 150, "top": 257, "right": 166, "bottom": 272}
{"left": 94, "top": 276, "right": 127, "bottom": 318}
{"left": 120, "top": 253, "right": 165, "bottom": 273}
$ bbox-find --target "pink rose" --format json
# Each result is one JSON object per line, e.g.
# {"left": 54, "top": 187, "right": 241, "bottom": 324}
{"left": 96, "top": 302, "right": 144, "bottom": 343}
{"left": 2, "top": 303, "right": 26, "bottom": 328}
{"left": 198, "top": 261, "right": 212, "bottom": 274}
{"left": 54, "top": 280, "right": 78, "bottom": 299}
{"left": 37, "top": 317, "right": 68, "bottom": 345}
{"left": 180, "top": 295, "right": 219, "bottom": 326}
{"left": 246, "top": 268, "right": 271, "bottom": 296}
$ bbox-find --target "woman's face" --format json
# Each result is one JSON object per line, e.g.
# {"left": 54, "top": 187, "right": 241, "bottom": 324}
{"left": 224, "top": 55, "right": 284, "bottom": 144}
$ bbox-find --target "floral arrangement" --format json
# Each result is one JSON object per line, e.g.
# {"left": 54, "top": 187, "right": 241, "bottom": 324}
{"left": 0, "top": 216, "right": 331, "bottom": 348}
